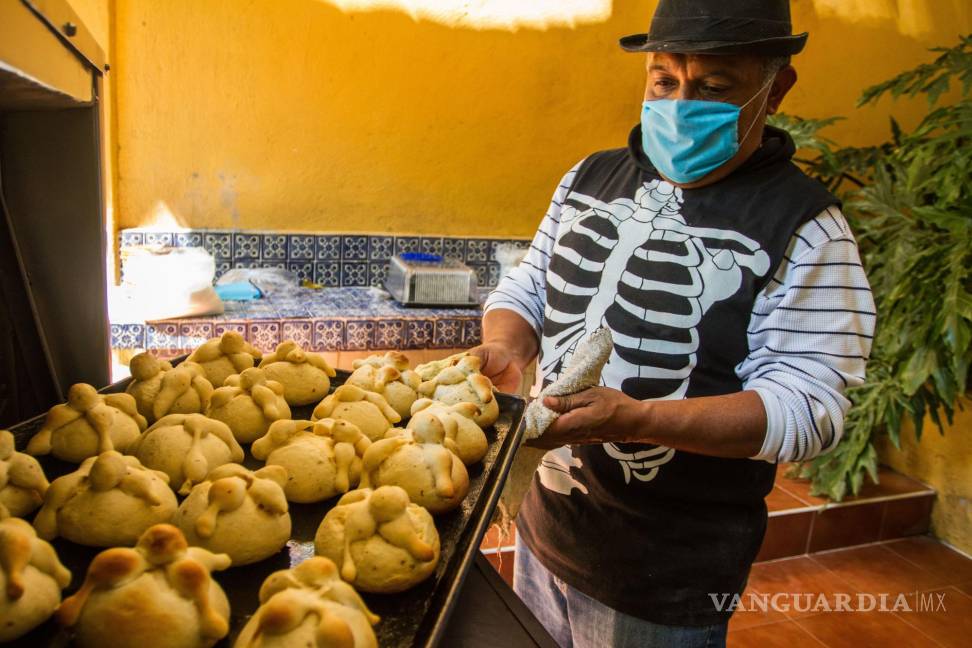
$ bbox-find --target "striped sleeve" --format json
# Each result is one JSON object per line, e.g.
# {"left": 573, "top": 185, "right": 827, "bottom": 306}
{"left": 738, "top": 205, "right": 876, "bottom": 463}
{"left": 483, "top": 161, "right": 582, "bottom": 337}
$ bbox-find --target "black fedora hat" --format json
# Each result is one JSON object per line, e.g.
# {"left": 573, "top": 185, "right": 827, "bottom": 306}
{"left": 620, "top": 0, "right": 808, "bottom": 56}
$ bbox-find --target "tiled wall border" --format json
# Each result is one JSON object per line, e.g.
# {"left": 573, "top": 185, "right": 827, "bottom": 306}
{"left": 119, "top": 229, "right": 530, "bottom": 289}
{"left": 111, "top": 316, "right": 483, "bottom": 353}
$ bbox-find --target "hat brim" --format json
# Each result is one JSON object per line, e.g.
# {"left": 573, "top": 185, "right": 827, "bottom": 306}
{"left": 619, "top": 32, "right": 808, "bottom": 56}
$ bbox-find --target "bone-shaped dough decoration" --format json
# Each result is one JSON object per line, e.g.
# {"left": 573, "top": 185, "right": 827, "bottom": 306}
{"left": 56, "top": 524, "right": 232, "bottom": 648}
{"left": 126, "top": 353, "right": 214, "bottom": 424}
{"left": 408, "top": 399, "right": 487, "bottom": 465}
{"left": 417, "top": 355, "right": 499, "bottom": 427}
{"left": 26, "top": 384, "right": 147, "bottom": 463}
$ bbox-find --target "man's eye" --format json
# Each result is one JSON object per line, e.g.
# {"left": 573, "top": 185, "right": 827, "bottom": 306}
{"left": 702, "top": 85, "right": 729, "bottom": 95}
{"left": 655, "top": 79, "right": 676, "bottom": 89}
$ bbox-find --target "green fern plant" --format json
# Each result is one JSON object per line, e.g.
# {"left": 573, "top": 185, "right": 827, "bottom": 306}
{"left": 768, "top": 34, "right": 972, "bottom": 500}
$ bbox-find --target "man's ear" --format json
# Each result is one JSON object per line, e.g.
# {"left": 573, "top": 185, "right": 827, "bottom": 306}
{"left": 766, "top": 66, "right": 797, "bottom": 115}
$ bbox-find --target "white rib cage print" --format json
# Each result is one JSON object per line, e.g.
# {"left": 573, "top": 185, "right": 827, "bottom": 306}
{"left": 539, "top": 179, "right": 771, "bottom": 485}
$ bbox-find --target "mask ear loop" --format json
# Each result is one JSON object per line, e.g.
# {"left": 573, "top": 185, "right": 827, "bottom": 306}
{"left": 738, "top": 75, "right": 775, "bottom": 145}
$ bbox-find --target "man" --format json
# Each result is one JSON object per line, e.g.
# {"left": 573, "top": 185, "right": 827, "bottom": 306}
{"left": 473, "top": 1, "right": 875, "bottom": 646}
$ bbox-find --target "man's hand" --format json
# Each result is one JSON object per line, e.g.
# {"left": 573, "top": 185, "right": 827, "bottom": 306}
{"left": 469, "top": 343, "right": 524, "bottom": 394}
{"left": 527, "top": 386, "right": 646, "bottom": 449}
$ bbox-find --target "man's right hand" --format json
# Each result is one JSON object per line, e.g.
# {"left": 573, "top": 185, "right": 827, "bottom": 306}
{"left": 469, "top": 342, "right": 524, "bottom": 394}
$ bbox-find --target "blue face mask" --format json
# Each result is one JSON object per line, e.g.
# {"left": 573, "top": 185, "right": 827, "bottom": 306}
{"left": 640, "top": 78, "right": 773, "bottom": 184}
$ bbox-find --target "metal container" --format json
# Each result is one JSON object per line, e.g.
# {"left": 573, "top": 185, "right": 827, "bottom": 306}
{"left": 385, "top": 253, "right": 478, "bottom": 306}
{"left": 7, "top": 366, "right": 525, "bottom": 648}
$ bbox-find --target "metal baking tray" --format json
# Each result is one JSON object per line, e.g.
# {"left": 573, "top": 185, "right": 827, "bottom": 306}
{"left": 5, "top": 366, "right": 525, "bottom": 648}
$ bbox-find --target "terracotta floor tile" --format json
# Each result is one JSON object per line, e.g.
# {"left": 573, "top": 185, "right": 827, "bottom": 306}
{"left": 773, "top": 472, "right": 828, "bottom": 507}
{"left": 755, "top": 512, "right": 812, "bottom": 562}
{"left": 728, "top": 619, "right": 825, "bottom": 648}
{"left": 481, "top": 523, "right": 516, "bottom": 550}
{"left": 883, "top": 536, "right": 972, "bottom": 586}
{"left": 880, "top": 496, "right": 933, "bottom": 540}
{"left": 854, "top": 468, "right": 932, "bottom": 498}
{"left": 483, "top": 549, "right": 515, "bottom": 587}
{"left": 727, "top": 587, "right": 789, "bottom": 631}
{"left": 746, "top": 556, "right": 860, "bottom": 619}
{"left": 807, "top": 503, "right": 884, "bottom": 553}
{"left": 810, "top": 544, "right": 951, "bottom": 595}
{"left": 796, "top": 610, "right": 940, "bottom": 648}
{"left": 766, "top": 486, "right": 808, "bottom": 513}
{"left": 892, "top": 587, "right": 972, "bottom": 648}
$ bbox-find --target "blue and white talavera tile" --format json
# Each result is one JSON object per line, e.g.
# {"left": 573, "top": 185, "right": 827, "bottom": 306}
{"left": 405, "top": 319, "right": 435, "bottom": 349}
{"left": 214, "top": 321, "right": 248, "bottom": 339}
{"left": 488, "top": 262, "right": 503, "bottom": 288}
{"left": 345, "top": 320, "right": 376, "bottom": 350}
{"left": 442, "top": 237, "right": 465, "bottom": 261}
{"left": 342, "top": 235, "right": 369, "bottom": 261}
{"left": 369, "top": 263, "right": 388, "bottom": 288}
{"left": 467, "top": 263, "right": 489, "bottom": 288}
{"left": 462, "top": 319, "right": 482, "bottom": 346}
{"left": 173, "top": 232, "right": 203, "bottom": 248}
{"left": 248, "top": 321, "right": 281, "bottom": 353}
{"left": 374, "top": 319, "right": 405, "bottom": 349}
{"left": 465, "top": 239, "right": 490, "bottom": 263}
{"left": 143, "top": 231, "right": 173, "bottom": 247}
{"left": 288, "top": 235, "right": 315, "bottom": 260}
{"left": 369, "top": 236, "right": 394, "bottom": 261}
{"left": 262, "top": 234, "right": 288, "bottom": 260}
{"left": 341, "top": 262, "right": 369, "bottom": 287}
{"left": 288, "top": 261, "right": 314, "bottom": 283}
{"left": 120, "top": 231, "right": 144, "bottom": 248}
{"left": 111, "top": 323, "right": 145, "bottom": 349}
{"left": 314, "top": 262, "right": 341, "bottom": 286}
{"left": 316, "top": 235, "right": 342, "bottom": 261}
{"left": 145, "top": 322, "right": 181, "bottom": 351}
{"left": 179, "top": 321, "right": 215, "bottom": 350}
{"left": 281, "top": 320, "right": 314, "bottom": 349}
{"left": 233, "top": 233, "right": 261, "bottom": 260}
{"left": 420, "top": 236, "right": 444, "bottom": 256}
{"left": 313, "top": 320, "right": 345, "bottom": 351}
{"left": 433, "top": 318, "right": 463, "bottom": 348}
{"left": 203, "top": 232, "right": 233, "bottom": 259}
{"left": 394, "top": 236, "right": 421, "bottom": 256}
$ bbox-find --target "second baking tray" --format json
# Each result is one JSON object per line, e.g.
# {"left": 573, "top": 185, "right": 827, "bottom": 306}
{"left": 6, "top": 366, "right": 525, "bottom": 648}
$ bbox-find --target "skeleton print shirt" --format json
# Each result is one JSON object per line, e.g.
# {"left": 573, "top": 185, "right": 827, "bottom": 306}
{"left": 485, "top": 125, "right": 875, "bottom": 625}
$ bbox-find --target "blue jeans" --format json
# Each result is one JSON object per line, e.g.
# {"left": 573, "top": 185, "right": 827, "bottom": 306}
{"left": 513, "top": 535, "right": 728, "bottom": 648}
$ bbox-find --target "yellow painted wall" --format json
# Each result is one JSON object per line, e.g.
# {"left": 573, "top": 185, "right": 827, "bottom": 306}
{"left": 878, "top": 399, "right": 972, "bottom": 555}
{"left": 110, "top": 0, "right": 972, "bottom": 236}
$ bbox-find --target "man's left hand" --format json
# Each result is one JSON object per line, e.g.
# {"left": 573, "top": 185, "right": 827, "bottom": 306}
{"left": 527, "top": 387, "right": 646, "bottom": 449}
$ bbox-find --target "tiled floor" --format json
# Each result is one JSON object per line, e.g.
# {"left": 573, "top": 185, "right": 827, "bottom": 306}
{"left": 728, "top": 536, "right": 972, "bottom": 647}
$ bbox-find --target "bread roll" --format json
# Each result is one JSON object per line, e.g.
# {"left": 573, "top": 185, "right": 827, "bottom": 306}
{"left": 33, "top": 451, "right": 178, "bottom": 547}
{"left": 26, "top": 384, "right": 147, "bottom": 463}
{"left": 251, "top": 419, "right": 371, "bottom": 503}
{"left": 131, "top": 414, "right": 244, "bottom": 495}
{"left": 127, "top": 353, "right": 214, "bottom": 424}
{"left": 347, "top": 351, "right": 421, "bottom": 419}
{"left": 0, "top": 516, "right": 71, "bottom": 641}
{"left": 187, "top": 330, "right": 262, "bottom": 388}
{"left": 312, "top": 385, "right": 400, "bottom": 442}
{"left": 206, "top": 368, "right": 290, "bottom": 444}
{"left": 174, "top": 464, "right": 291, "bottom": 566}
{"left": 408, "top": 398, "right": 488, "bottom": 465}
{"left": 234, "top": 557, "right": 378, "bottom": 648}
{"left": 258, "top": 340, "right": 336, "bottom": 406}
{"left": 314, "top": 487, "right": 439, "bottom": 594}
{"left": 417, "top": 355, "right": 499, "bottom": 427}
{"left": 0, "top": 429, "right": 49, "bottom": 518}
{"left": 56, "top": 524, "right": 231, "bottom": 648}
